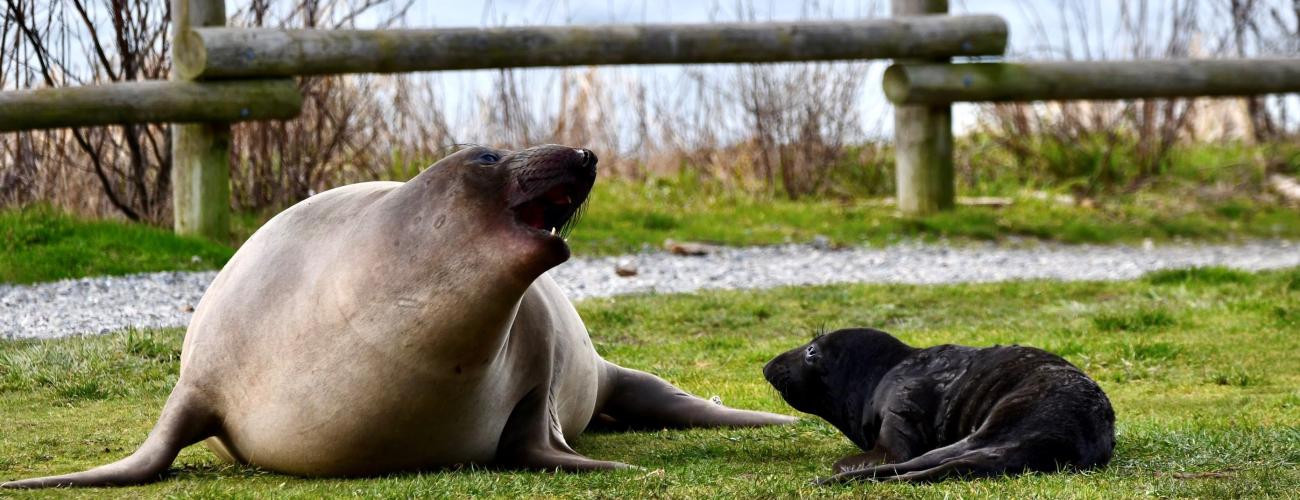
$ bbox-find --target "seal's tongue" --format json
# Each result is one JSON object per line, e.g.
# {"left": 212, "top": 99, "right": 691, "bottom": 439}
{"left": 520, "top": 204, "right": 544, "bottom": 229}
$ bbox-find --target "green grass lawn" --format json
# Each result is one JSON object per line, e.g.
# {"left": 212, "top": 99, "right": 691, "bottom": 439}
{"left": 0, "top": 207, "right": 234, "bottom": 285}
{"left": 2, "top": 267, "right": 1297, "bottom": 498}
{"left": 7, "top": 178, "right": 1300, "bottom": 284}
{"left": 575, "top": 179, "right": 1300, "bottom": 254}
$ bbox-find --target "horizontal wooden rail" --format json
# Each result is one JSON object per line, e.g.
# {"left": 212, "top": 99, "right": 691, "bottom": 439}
{"left": 884, "top": 59, "right": 1300, "bottom": 104}
{"left": 0, "top": 79, "right": 301, "bottom": 132}
{"left": 175, "top": 16, "right": 1008, "bottom": 79}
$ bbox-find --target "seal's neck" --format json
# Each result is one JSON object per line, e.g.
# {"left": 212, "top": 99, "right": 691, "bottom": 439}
{"left": 444, "top": 284, "right": 527, "bottom": 359}
{"left": 839, "top": 342, "right": 919, "bottom": 451}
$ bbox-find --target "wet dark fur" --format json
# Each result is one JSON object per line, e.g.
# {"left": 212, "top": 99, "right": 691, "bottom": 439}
{"left": 764, "top": 328, "right": 1115, "bottom": 484}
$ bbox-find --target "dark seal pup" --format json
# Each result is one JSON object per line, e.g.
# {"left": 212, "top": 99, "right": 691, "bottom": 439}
{"left": 764, "top": 328, "right": 1114, "bottom": 483}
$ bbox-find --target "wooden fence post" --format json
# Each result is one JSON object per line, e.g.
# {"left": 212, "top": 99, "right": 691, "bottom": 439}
{"left": 172, "top": 0, "right": 230, "bottom": 240}
{"left": 892, "top": 0, "right": 954, "bottom": 215}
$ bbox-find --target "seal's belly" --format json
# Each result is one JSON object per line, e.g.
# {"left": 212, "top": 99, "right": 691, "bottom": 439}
{"left": 210, "top": 368, "right": 522, "bottom": 476}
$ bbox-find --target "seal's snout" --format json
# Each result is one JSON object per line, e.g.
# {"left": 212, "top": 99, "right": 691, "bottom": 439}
{"left": 506, "top": 145, "right": 598, "bottom": 242}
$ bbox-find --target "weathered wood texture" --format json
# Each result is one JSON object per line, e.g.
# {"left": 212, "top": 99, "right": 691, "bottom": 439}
{"left": 892, "top": 0, "right": 954, "bottom": 216}
{"left": 172, "top": 0, "right": 232, "bottom": 240}
{"left": 0, "top": 80, "right": 300, "bottom": 132}
{"left": 172, "top": 123, "right": 233, "bottom": 239}
{"left": 885, "top": 59, "right": 1300, "bottom": 104}
{"left": 175, "top": 16, "right": 1008, "bottom": 79}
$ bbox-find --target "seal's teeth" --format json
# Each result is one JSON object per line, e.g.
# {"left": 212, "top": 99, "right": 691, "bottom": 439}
{"left": 550, "top": 227, "right": 556, "bottom": 236}
{"left": 563, "top": 195, "right": 572, "bottom": 205}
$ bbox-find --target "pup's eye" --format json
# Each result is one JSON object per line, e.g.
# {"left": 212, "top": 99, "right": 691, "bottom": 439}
{"left": 478, "top": 152, "right": 500, "bottom": 164}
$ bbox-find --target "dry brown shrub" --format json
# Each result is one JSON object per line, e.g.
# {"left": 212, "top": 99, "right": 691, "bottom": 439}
{"left": 1, "top": 0, "right": 172, "bottom": 222}
{"left": 972, "top": 0, "right": 1300, "bottom": 193}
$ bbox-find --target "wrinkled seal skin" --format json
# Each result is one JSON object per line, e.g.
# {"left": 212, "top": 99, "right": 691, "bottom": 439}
{"left": 3, "top": 144, "right": 794, "bottom": 489}
{"left": 764, "top": 328, "right": 1114, "bottom": 484}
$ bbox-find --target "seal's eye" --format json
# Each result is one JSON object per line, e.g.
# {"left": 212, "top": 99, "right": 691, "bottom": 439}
{"left": 478, "top": 152, "right": 500, "bottom": 164}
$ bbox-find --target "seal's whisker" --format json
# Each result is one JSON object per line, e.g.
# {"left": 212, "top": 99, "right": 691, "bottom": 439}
{"left": 559, "top": 198, "right": 588, "bottom": 239}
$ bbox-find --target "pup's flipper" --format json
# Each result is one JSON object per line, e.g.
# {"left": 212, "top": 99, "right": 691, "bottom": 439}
{"left": 832, "top": 448, "right": 890, "bottom": 474}
{"left": 816, "top": 442, "right": 1023, "bottom": 484}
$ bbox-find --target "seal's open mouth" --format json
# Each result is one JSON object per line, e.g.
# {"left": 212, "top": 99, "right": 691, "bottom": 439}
{"left": 503, "top": 146, "right": 597, "bottom": 243}
{"left": 509, "top": 180, "right": 590, "bottom": 239}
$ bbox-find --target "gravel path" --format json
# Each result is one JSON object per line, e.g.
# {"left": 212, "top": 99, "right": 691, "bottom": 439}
{"left": 3, "top": 240, "right": 1298, "bottom": 340}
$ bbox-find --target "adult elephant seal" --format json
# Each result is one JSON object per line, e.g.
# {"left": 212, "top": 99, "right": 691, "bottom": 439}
{"left": 764, "top": 328, "right": 1114, "bottom": 484}
{"left": 4, "top": 144, "right": 794, "bottom": 489}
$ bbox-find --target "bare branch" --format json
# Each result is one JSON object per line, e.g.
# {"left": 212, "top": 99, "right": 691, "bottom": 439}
{"left": 69, "top": 0, "right": 119, "bottom": 81}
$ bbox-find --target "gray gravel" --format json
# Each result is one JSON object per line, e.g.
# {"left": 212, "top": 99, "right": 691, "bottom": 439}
{"left": 3, "top": 240, "right": 1298, "bottom": 340}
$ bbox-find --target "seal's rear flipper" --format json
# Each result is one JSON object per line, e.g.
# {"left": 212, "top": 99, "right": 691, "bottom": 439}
{"left": 596, "top": 366, "right": 797, "bottom": 430}
{"left": 1, "top": 390, "right": 216, "bottom": 489}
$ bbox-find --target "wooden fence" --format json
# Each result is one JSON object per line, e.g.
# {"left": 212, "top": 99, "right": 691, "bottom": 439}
{"left": 1, "top": 0, "right": 1298, "bottom": 240}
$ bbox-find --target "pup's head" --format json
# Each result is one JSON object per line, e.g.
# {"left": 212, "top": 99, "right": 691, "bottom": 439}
{"left": 763, "top": 329, "right": 915, "bottom": 433}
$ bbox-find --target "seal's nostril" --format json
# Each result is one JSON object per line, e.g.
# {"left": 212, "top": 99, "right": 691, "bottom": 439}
{"left": 575, "top": 148, "right": 597, "bottom": 169}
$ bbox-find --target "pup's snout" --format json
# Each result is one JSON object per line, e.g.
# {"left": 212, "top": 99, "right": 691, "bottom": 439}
{"left": 573, "top": 148, "right": 597, "bottom": 177}
{"left": 763, "top": 356, "right": 786, "bottom": 385}
{"left": 576, "top": 148, "right": 596, "bottom": 168}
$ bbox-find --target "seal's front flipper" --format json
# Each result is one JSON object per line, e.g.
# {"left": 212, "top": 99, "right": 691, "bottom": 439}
{"left": 2, "top": 389, "right": 217, "bottom": 489}
{"left": 502, "top": 447, "right": 630, "bottom": 472}
{"left": 495, "top": 386, "right": 628, "bottom": 472}
{"left": 597, "top": 366, "right": 797, "bottom": 430}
